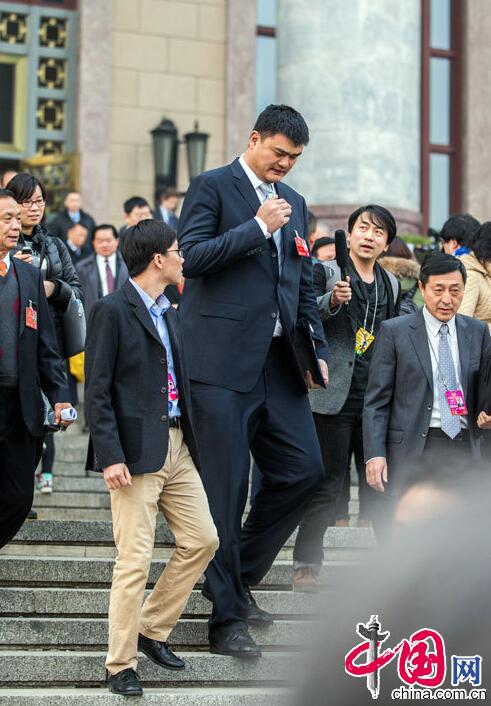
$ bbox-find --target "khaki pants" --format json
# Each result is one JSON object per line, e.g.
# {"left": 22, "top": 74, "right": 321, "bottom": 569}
{"left": 105, "top": 428, "right": 218, "bottom": 674}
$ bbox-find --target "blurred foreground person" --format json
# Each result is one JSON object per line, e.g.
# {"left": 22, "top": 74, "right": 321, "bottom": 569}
{"left": 84, "top": 220, "right": 217, "bottom": 696}
{"left": 0, "top": 189, "right": 73, "bottom": 548}
{"left": 295, "top": 479, "right": 491, "bottom": 706}
{"left": 364, "top": 253, "right": 491, "bottom": 534}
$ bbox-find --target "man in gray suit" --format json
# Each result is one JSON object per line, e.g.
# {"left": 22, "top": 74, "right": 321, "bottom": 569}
{"left": 292, "top": 205, "right": 401, "bottom": 590}
{"left": 76, "top": 224, "right": 129, "bottom": 321}
{"left": 364, "top": 253, "right": 491, "bottom": 533}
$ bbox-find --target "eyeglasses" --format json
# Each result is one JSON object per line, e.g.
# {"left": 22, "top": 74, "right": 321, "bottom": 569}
{"left": 167, "top": 248, "right": 184, "bottom": 258}
{"left": 21, "top": 198, "right": 45, "bottom": 210}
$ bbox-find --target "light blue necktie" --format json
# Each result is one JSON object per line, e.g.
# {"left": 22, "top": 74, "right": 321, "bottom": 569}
{"left": 438, "top": 323, "right": 461, "bottom": 439}
{"left": 258, "top": 182, "right": 283, "bottom": 273}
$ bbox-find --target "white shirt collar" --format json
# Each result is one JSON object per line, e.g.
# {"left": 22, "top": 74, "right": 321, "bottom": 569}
{"left": 422, "top": 306, "right": 457, "bottom": 338}
{"left": 96, "top": 252, "right": 117, "bottom": 264}
{"left": 1, "top": 252, "right": 11, "bottom": 271}
{"left": 239, "top": 154, "right": 265, "bottom": 191}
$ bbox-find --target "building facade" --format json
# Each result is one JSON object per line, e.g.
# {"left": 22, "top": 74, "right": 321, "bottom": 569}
{"left": 0, "top": 0, "right": 490, "bottom": 232}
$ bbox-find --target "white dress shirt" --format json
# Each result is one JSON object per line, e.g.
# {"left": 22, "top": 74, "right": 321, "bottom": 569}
{"left": 422, "top": 306, "right": 467, "bottom": 429}
{"left": 238, "top": 153, "right": 283, "bottom": 336}
{"left": 96, "top": 253, "right": 117, "bottom": 297}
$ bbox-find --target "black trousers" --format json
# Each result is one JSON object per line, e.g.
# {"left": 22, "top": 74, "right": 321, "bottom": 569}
{"left": 294, "top": 397, "right": 379, "bottom": 566}
{"left": 0, "top": 388, "right": 41, "bottom": 549}
{"left": 190, "top": 338, "right": 323, "bottom": 638}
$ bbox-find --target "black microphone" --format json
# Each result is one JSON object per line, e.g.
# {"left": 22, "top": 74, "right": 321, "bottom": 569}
{"left": 335, "top": 229, "right": 349, "bottom": 281}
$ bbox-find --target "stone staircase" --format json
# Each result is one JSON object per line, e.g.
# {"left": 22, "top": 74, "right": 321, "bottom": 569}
{"left": 0, "top": 422, "right": 375, "bottom": 704}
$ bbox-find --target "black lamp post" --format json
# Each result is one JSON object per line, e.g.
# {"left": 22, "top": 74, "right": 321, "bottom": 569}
{"left": 151, "top": 118, "right": 178, "bottom": 198}
{"left": 151, "top": 117, "right": 209, "bottom": 201}
{"left": 184, "top": 121, "right": 209, "bottom": 182}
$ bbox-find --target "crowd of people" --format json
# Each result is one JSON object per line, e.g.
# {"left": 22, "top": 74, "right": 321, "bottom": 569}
{"left": 1, "top": 103, "right": 490, "bottom": 697}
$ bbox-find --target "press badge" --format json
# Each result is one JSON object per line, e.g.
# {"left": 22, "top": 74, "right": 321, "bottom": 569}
{"left": 294, "top": 230, "right": 310, "bottom": 257}
{"left": 355, "top": 327, "right": 375, "bottom": 356}
{"left": 25, "top": 300, "right": 37, "bottom": 330}
{"left": 445, "top": 389, "right": 468, "bottom": 416}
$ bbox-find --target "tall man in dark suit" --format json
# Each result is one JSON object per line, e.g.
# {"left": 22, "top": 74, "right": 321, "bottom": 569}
{"left": 178, "top": 104, "right": 329, "bottom": 657}
{"left": 364, "top": 253, "right": 491, "bottom": 532}
{"left": 84, "top": 220, "right": 218, "bottom": 696}
{"left": 76, "top": 224, "right": 128, "bottom": 320}
{"left": 0, "top": 189, "right": 74, "bottom": 548}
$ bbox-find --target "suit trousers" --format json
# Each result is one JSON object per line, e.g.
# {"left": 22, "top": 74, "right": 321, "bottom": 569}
{"left": 293, "top": 398, "right": 378, "bottom": 567}
{"left": 105, "top": 428, "right": 218, "bottom": 674}
{"left": 0, "top": 387, "right": 41, "bottom": 549}
{"left": 190, "top": 338, "right": 324, "bottom": 639}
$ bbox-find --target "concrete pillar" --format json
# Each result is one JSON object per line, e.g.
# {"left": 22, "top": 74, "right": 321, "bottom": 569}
{"left": 462, "top": 0, "right": 491, "bottom": 221}
{"left": 277, "top": 0, "right": 422, "bottom": 231}
{"left": 225, "top": 0, "right": 256, "bottom": 161}
{"left": 77, "top": 0, "right": 112, "bottom": 222}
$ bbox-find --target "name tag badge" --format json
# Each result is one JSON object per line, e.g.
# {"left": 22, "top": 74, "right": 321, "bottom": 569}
{"left": 167, "top": 372, "right": 179, "bottom": 402}
{"left": 445, "top": 389, "right": 468, "bottom": 416}
{"left": 294, "top": 230, "right": 310, "bottom": 258}
{"left": 25, "top": 301, "right": 38, "bottom": 330}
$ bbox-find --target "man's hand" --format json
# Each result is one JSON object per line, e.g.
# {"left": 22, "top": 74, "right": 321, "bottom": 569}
{"left": 305, "top": 359, "right": 329, "bottom": 390}
{"left": 477, "top": 410, "right": 491, "bottom": 430}
{"left": 103, "top": 463, "right": 132, "bottom": 490}
{"left": 256, "top": 197, "right": 292, "bottom": 234}
{"left": 43, "top": 280, "right": 55, "bottom": 298}
{"left": 330, "top": 277, "right": 351, "bottom": 309}
{"left": 366, "top": 457, "right": 388, "bottom": 493}
{"left": 13, "top": 251, "right": 33, "bottom": 265}
{"left": 53, "top": 402, "right": 75, "bottom": 428}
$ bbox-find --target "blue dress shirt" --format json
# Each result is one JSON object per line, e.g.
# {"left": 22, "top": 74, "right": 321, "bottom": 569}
{"left": 129, "top": 279, "right": 181, "bottom": 417}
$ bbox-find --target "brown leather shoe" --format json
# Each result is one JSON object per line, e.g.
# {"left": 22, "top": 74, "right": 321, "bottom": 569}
{"left": 292, "top": 566, "right": 319, "bottom": 592}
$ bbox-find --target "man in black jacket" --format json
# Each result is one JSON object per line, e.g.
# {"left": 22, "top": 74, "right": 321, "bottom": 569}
{"left": 48, "top": 191, "right": 96, "bottom": 242}
{"left": 293, "top": 205, "right": 401, "bottom": 590}
{"left": 0, "top": 189, "right": 74, "bottom": 548}
{"left": 84, "top": 219, "right": 217, "bottom": 697}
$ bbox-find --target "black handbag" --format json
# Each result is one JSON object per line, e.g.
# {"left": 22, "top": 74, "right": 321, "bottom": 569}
{"left": 61, "top": 293, "right": 86, "bottom": 358}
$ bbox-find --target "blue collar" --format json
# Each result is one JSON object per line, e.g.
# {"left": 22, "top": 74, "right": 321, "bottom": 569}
{"left": 129, "top": 279, "right": 171, "bottom": 316}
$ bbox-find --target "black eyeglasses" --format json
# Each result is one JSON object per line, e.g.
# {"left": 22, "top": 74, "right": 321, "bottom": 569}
{"left": 167, "top": 248, "right": 184, "bottom": 258}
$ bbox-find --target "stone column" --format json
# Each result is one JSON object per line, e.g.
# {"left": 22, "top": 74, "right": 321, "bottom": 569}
{"left": 276, "top": 0, "right": 422, "bottom": 232}
{"left": 461, "top": 0, "right": 491, "bottom": 221}
{"left": 77, "top": 0, "right": 112, "bottom": 222}
{"left": 225, "top": 0, "right": 256, "bottom": 160}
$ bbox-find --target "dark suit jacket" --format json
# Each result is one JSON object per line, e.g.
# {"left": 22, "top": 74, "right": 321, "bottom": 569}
{"left": 66, "top": 241, "right": 92, "bottom": 267}
{"left": 48, "top": 209, "right": 96, "bottom": 241}
{"left": 11, "top": 259, "right": 69, "bottom": 436}
{"left": 363, "top": 309, "right": 491, "bottom": 492}
{"left": 76, "top": 252, "right": 128, "bottom": 321}
{"left": 177, "top": 158, "right": 328, "bottom": 393}
{"left": 84, "top": 280, "right": 200, "bottom": 474}
{"left": 154, "top": 206, "right": 179, "bottom": 231}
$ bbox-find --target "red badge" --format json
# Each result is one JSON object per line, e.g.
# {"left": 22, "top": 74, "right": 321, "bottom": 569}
{"left": 25, "top": 301, "right": 37, "bottom": 330}
{"left": 445, "top": 389, "right": 468, "bottom": 416}
{"left": 294, "top": 230, "right": 310, "bottom": 257}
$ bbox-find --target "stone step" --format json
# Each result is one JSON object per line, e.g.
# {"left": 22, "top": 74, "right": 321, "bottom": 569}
{"left": 36, "top": 477, "right": 106, "bottom": 494}
{"left": 0, "top": 587, "right": 314, "bottom": 618}
{"left": 0, "top": 651, "right": 295, "bottom": 687}
{"left": 47, "top": 463, "right": 93, "bottom": 479}
{"left": 31, "top": 509, "right": 113, "bottom": 521}
{"left": 0, "top": 557, "right": 356, "bottom": 588}
{"left": 0, "top": 617, "right": 309, "bottom": 648}
{"left": 0, "top": 687, "right": 288, "bottom": 706}
{"left": 31, "top": 493, "right": 110, "bottom": 509}
{"left": 11, "top": 520, "right": 374, "bottom": 550}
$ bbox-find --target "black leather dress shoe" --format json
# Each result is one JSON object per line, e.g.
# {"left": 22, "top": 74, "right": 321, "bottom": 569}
{"left": 210, "top": 629, "right": 262, "bottom": 658}
{"left": 242, "top": 586, "right": 274, "bottom": 627}
{"left": 137, "top": 633, "right": 185, "bottom": 670}
{"left": 107, "top": 668, "right": 143, "bottom": 696}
